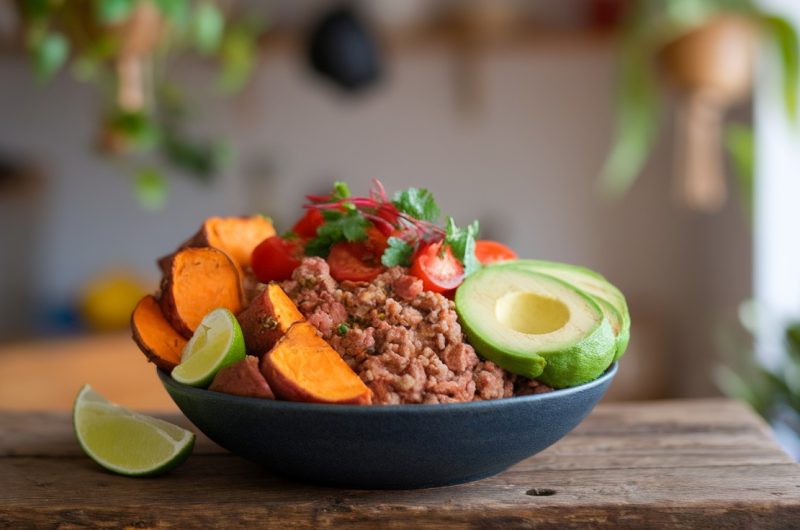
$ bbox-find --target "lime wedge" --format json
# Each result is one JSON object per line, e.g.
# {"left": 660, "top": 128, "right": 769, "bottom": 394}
{"left": 172, "top": 307, "right": 246, "bottom": 387}
{"left": 73, "top": 385, "right": 194, "bottom": 477}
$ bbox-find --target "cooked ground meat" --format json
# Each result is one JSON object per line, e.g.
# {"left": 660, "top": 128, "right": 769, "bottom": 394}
{"left": 281, "top": 257, "right": 551, "bottom": 404}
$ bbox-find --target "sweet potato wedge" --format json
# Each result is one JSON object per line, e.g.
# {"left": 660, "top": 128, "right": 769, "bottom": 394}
{"left": 261, "top": 321, "right": 372, "bottom": 405}
{"left": 158, "top": 215, "right": 275, "bottom": 273}
{"left": 131, "top": 295, "right": 187, "bottom": 372}
{"left": 160, "top": 247, "right": 243, "bottom": 338}
{"left": 209, "top": 356, "right": 275, "bottom": 399}
{"left": 237, "top": 283, "right": 305, "bottom": 355}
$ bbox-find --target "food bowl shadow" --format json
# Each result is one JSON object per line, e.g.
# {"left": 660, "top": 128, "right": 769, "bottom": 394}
{"left": 158, "top": 362, "right": 617, "bottom": 489}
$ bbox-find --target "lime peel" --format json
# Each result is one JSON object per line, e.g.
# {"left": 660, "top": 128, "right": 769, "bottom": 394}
{"left": 73, "top": 385, "right": 195, "bottom": 477}
{"left": 172, "top": 307, "right": 246, "bottom": 387}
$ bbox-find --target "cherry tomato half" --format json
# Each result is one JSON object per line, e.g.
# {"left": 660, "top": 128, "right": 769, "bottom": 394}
{"left": 291, "top": 209, "right": 324, "bottom": 239}
{"left": 327, "top": 227, "right": 388, "bottom": 282}
{"left": 475, "top": 240, "right": 518, "bottom": 264}
{"left": 251, "top": 236, "right": 304, "bottom": 282}
{"left": 410, "top": 241, "right": 464, "bottom": 293}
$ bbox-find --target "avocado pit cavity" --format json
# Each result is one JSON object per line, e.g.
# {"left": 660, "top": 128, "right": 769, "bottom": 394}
{"left": 495, "top": 292, "right": 570, "bottom": 334}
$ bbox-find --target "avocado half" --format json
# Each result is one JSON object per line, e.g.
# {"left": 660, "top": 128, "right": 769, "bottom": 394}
{"left": 455, "top": 266, "right": 617, "bottom": 388}
{"left": 497, "top": 260, "right": 631, "bottom": 361}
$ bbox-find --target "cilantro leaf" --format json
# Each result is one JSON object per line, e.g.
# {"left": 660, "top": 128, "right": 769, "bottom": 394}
{"left": 381, "top": 237, "right": 414, "bottom": 267}
{"left": 444, "top": 217, "right": 481, "bottom": 276}
{"left": 305, "top": 208, "right": 369, "bottom": 257}
{"left": 393, "top": 188, "right": 440, "bottom": 222}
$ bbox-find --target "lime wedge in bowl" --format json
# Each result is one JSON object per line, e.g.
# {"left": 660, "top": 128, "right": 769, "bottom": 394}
{"left": 73, "top": 384, "right": 194, "bottom": 477}
{"left": 172, "top": 307, "right": 246, "bottom": 387}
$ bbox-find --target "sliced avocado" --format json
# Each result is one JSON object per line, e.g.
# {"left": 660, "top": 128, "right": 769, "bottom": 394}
{"left": 498, "top": 260, "right": 631, "bottom": 361}
{"left": 455, "top": 266, "right": 616, "bottom": 388}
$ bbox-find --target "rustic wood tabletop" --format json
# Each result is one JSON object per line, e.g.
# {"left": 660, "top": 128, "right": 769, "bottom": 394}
{"left": 1, "top": 398, "right": 799, "bottom": 528}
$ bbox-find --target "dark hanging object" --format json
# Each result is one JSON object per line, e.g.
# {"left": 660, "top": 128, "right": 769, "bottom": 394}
{"left": 307, "top": 5, "right": 382, "bottom": 93}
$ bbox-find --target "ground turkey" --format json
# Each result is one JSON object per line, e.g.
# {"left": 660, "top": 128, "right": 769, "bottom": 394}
{"left": 281, "top": 257, "right": 551, "bottom": 404}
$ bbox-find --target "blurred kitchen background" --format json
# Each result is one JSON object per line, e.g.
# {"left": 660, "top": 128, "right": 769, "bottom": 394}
{"left": 1, "top": 0, "right": 799, "bottom": 453}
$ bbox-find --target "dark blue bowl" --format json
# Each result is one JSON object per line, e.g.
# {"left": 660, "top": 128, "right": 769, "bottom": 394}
{"left": 158, "top": 362, "right": 616, "bottom": 489}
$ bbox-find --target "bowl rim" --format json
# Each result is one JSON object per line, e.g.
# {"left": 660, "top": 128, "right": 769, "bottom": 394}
{"left": 158, "top": 361, "right": 617, "bottom": 415}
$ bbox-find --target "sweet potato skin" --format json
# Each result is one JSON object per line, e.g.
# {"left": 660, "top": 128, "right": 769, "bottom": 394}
{"left": 261, "top": 322, "right": 372, "bottom": 405}
{"left": 237, "top": 283, "right": 304, "bottom": 356}
{"left": 209, "top": 356, "right": 275, "bottom": 399}
{"left": 160, "top": 247, "right": 243, "bottom": 338}
{"left": 131, "top": 295, "right": 187, "bottom": 372}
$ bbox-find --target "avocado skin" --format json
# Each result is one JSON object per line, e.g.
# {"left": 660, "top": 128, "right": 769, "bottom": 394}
{"left": 535, "top": 318, "right": 616, "bottom": 388}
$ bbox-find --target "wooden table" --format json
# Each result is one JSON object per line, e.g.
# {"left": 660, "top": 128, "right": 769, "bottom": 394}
{"left": 1, "top": 399, "right": 799, "bottom": 528}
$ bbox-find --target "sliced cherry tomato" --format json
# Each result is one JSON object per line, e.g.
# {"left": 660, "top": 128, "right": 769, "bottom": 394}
{"left": 251, "top": 236, "right": 304, "bottom": 282}
{"left": 410, "top": 241, "right": 464, "bottom": 293}
{"left": 327, "top": 227, "right": 388, "bottom": 282}
{"left": 291, "top": 209, "right": 325, "bottom": 239}
{"left": 475, "top": 240, "right": 518, "bottom": 264}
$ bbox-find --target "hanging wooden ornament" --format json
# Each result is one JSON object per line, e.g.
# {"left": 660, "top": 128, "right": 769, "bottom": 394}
{"left": 659, "top": 15, "right": 756, "bottom": 211}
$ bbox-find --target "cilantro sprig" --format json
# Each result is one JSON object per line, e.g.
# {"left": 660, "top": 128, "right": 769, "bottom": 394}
{"left": 381, "top": 236, "right": 415, "bottom": 267}
{"left": 444, "top": 217, "right": 480, "bottom": 276}
{"left": 393, "top": 188, "right": 440, "bottom": 223}
{"left": 302, "top": 180, "right": 481, "bottom": 275}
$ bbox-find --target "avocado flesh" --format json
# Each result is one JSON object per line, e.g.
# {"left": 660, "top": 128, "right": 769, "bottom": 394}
{"left": 455, "top": 267, "right": 616, "bottom": 387}
{"left": 498, "top": 260, "right": 630, "bottom": 361}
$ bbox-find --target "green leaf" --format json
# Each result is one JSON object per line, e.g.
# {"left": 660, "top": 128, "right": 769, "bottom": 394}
{"left": 713, "top": 365, "right": 770, "bottom": 416}
{"left": 332, "top": 181, "right": 351, "bottom": 201}
{"left": 760, "top": 14, "right": 799, "bottom": 123}
{"left": 162, "top": 133, "right": 231, "bottom": 179}
{"left": 598, "top": 44, "right": 660, "bottom": 197}
{"left": 444, "top": 217, "right": 481, "bottom": 276}
{"left": 134, "top": 168, "right": 168, "bottom": 210}
{"left": 305, "top": 209, "right": 369, "bottom": 257}
{"left": 109, "top": 110, "right": 159, "bottom": 150}
{"left": 724, "top": 123, "right": 755, "bottom": 219}
{"left": 217, "top": 19, "right": 261, "bottom": 93}
{"left": 381, "top": 237, "right": 414, "bottom": 267}
{"left": 193, "top": 1, "right": 224, "bottom": 54}
{"left": 786, "top": 322, "right": 800, "bottom": 363}
{"left": 154, "top": 0, "right": 190, "bottom": 26}
{"left": 95, "top": 0, "right": 136, "bottom": 24}
{"left": 393, "top": 187, "right": 440, "bottom": 222}
{"left": 32, "top": 32, "right": 68, "bottom": 81}
{"left": 20, "top": 0, "right": 53, "bottom": 20}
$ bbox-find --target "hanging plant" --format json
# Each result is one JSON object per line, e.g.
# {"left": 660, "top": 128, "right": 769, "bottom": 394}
{"left": 599, "top": 0, "right": 799, "bottom": 213}
{"left": 16, "top": 0, "right": 265, "bottom": 208}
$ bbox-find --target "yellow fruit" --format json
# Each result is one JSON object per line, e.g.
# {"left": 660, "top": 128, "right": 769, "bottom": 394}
{"left": 80, "top": 271, "right": 148, "bottom": 331}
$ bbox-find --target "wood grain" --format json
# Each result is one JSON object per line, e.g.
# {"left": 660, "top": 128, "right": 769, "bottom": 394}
{"left": 1, "top": 399, "right": 799, "bottom": 528}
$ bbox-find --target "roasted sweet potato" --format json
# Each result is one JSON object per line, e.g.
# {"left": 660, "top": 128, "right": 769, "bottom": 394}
{"left": 261, "top": 321, "right": 372, "bottom": 405}
{"left": 237, "top": 283, "right": 304, "bottom": 355}
{"left": 158, "top": 215, "right": 275, "bottom": 273}
{"left": 131, "top": 295, "right": 187, "bottom": 371}
{"left": 209, "top": 356, "right": 275, "bottom": 399}
{"left": 160, "top": 247, "right": 243, "bottom": 338}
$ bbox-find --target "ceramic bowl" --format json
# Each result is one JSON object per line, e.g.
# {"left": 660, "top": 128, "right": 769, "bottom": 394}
{"left": 158, "top": 362, "right": 616, "bottom": 489}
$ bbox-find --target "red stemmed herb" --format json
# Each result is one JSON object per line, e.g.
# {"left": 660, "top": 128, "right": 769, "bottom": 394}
{"left": 300, "top": 180, "right": 480, "bottom": 275}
